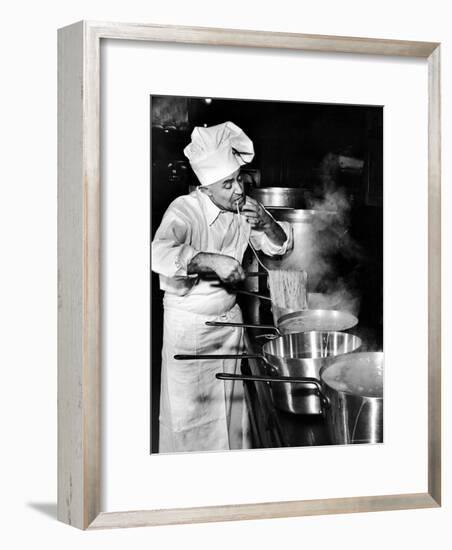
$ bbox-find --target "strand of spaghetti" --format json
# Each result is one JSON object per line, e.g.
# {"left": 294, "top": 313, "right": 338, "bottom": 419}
{"left": 236, "top": 203, "right": 307, "bottom": 315}
{"left": 236, "top": 202, "right": 269, "bottom": 273}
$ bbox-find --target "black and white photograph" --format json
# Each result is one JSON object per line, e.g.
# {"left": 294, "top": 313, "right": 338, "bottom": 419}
{"left": 4, "top": 1, "right": 445, "bottom": 542}
{"left": 150, "top": 95, "right": 383, "bottom": 454}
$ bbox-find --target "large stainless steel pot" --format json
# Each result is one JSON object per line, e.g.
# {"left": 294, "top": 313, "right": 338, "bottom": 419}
{"left": 175, "top": 331, "right": 362, "bottom": 415}
{"left": 217, "top": 351, "right": 383, "bottom": 445}
{"left": 249, "top": 187, "right": 306, "bottom": 209}
{"left": 255, "top": 209, "right": 339, "bottom": 291}
{"left": 320, "top": 352, "right": 383, "bottom": 444}
{"left": 255, "top": 331, "right": 362, "bottom": 415}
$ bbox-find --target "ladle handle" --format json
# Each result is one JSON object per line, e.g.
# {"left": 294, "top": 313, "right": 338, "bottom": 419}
{"left": 205, "top": 321, "right": 278, "bottom": 331}
{"left": 174, "top": 354, "right": 262, "bottom": 360}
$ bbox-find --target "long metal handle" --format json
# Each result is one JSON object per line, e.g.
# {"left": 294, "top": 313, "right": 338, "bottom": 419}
{"left": 216, "top": 372, "right": 319, "bottom": 387}
{"left": 245, "top": 271, "right": 268, "bottom": 277}
{"left": 234, "top": 289, "right": 272, "bottom": 301}
{"left": 204, "top": 271, "right": 267, "bottom": 279}
{"left": 216, "top": 373, "right": 330, "bottom": 409}
{"left": 205, "top": 321, "right": 278, "bottom": 331}
{"left": 174, "top": 353, "right": 262, "bottom": 360}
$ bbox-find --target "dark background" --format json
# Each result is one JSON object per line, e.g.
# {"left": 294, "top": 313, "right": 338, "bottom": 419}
{"left": 150, "top": 95, "right": 383, "bottom": 452}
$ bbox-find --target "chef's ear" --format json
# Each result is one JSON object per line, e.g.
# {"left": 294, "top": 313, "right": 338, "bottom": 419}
{"left": 199, "top": 185, "right": 213, "bottom": 197}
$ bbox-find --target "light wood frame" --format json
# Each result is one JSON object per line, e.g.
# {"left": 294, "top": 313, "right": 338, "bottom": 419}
{"left": 57, "top": 21, "right": 441, "bottom": 530}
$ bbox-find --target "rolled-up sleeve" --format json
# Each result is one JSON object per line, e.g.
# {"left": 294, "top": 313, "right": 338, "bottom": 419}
{"left": 250, "top": 219, "right": 293, "bottom": 256}
{"left": 151, "top": 208, "right": 199, "bottom": 278}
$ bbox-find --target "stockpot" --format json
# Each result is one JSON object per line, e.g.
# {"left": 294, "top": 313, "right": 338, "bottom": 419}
{"left": 175, "top": 331, "right": 362, "bottom": 415}
{"left": 319, "top": 351, "right": 383, "bottom": 444}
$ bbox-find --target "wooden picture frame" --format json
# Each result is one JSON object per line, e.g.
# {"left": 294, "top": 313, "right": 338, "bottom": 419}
{"left": 57, "top": 21, "right": 441, "bottom": 530}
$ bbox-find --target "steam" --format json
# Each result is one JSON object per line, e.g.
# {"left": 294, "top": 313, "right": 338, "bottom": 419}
{"left": 303, "top": 185, "right": 364, "bottom": 317}
{"left": 356, "top": 328, "right": 382, "bottom": 352}
{"left": 308, "top": 282, "right": 360, "bottom": 317}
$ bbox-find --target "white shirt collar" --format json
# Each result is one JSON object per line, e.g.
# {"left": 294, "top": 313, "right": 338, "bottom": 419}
{"left": 197, "top": 188, "right": 228, "bottom": 226}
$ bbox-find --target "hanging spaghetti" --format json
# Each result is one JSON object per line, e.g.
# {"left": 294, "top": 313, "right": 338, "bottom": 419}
{"left": 236, "top": 202, "right": 307, "bottom": 323}
{"left": 267, "top": 269, "right": 308, "bottom": 324}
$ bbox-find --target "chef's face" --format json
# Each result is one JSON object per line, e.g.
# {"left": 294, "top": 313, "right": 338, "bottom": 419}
{"left": 200, "top": 169, "right": 245, "bottom": 212}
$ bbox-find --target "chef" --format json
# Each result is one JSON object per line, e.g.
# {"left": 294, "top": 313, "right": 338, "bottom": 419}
{"left": 152, "top": 121, "right": 292, "bottom": 453}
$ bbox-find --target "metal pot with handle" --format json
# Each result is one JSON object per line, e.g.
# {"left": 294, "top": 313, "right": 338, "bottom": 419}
{"left": 216, "top": 351, "right": 383, "bottom": 444}
{"left": 319, "top": 351, "right": 383, "bottom": 444}
{"left": 205, "top": 307, "right": 358, "bottom": 336}
{"left": 175, "top": 331, "right": 362, "bottom": 415}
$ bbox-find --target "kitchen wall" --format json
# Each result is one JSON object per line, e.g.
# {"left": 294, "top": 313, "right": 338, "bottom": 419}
{"left": 1, "top": 1, "right": 450, "bottom": 548}
{"left": 151, "top": 97, "right": 382, "bottom": 208}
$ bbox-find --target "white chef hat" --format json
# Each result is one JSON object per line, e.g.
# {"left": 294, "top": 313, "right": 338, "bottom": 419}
{"left": 184, "top": 121, "right": 254, "bottom": 186}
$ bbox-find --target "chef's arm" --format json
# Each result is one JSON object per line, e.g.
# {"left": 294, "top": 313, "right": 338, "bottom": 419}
{"left": 250, "top": 218, "right": 293, "bottom": 256}
{"left": 188, "top": 253, "right": 245, "bottom": 284}
{"left": 261, "top": 217, "right": 287, "bottom": 246}
{"left": 151, "top": 208, "right": 245, "bottom": 282}
{"left": 152, "top": 238, "right": 198, "bottom": 278}
{"left": 151, "top": 212, "right": 200, "bottom": 278}
{"left": 250, "top": 219, "right": 293, "bottom": 257}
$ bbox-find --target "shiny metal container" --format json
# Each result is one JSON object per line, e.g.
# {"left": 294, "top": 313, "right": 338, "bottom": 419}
{"left": 215, "top": 350, "right": 383, "bottom": 443}
{"left": 256, "top": 209, "right": 339, "bottom": 291}
{"left": 177, "top": 331, "right": 362, "bottom": 416}
{"left": 266, "top": 331, "right": 362, "bottom": 415}
{"left": 320, "top": 352, "right": 383, "bottom": 444}
{"left": 249, "top": 187, "right": 306, "bottom": 208}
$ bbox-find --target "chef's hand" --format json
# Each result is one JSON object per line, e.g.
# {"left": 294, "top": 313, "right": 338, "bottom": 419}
{"left": 213, "top": 254, "right": 246, "bottom": 284}
{"left": 239, "top": 197, "right": 273, "bottom": 230}
{"left": 240, "top": 196, "right": 287, "bottom": 246}
{"left": 188, "top": 252, "right": 245, "bottom": 283}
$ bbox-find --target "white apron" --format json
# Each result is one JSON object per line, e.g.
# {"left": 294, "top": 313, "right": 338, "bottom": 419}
{"left": 159, "top": 301, "right": 251, "bottom": 453}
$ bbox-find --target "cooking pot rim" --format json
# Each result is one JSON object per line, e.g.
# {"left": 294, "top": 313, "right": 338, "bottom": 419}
{"left": 319, "top": 351, "right": 384, "bottom": 399}
{"left": 262, "top": 330, "right": 361, "bottom": 354}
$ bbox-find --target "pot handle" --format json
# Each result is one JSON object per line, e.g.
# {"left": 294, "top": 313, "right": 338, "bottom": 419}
{"left": 205, "top": 321, "right": 279, "bottom": 332}
{"left": 255, "top": 333, "right": 280, "bottom": 341}
{"left": 174, "top": 353, "right": 262, "bottom": 360}
{"left": 216, "top": 373, "right": 329, "bottom": 409}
